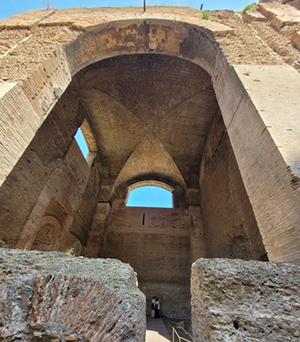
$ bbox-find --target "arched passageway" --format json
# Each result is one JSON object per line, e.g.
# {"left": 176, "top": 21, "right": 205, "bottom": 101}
{"left": 0, "top": 7, "right": 300, "bottom": 321}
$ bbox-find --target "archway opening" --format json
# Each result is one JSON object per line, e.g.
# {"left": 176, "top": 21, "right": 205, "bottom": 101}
{"left": 126, "top": 186, "right": 173, "bottom": 208}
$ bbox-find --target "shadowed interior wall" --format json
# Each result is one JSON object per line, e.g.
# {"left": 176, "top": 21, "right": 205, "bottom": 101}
{"left": 0, "top": 90, "right": 100, "bottom": 253}
{"left": 200, "top": 113, "right": 267, "bottom": 260}
{"left": 103, "top": 202, "right": 193, "bottom": 319}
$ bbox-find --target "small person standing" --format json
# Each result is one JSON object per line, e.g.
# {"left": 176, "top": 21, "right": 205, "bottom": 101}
{"left": 151, "top": 296, "right": 156, "bottom": 318}
{"left": 155, "top": 297, "right": 160, "bottom": 318}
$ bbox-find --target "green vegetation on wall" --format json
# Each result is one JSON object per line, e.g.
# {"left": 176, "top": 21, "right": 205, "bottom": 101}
{"left": 242, "top": 3, "right": 258, "bottom": 15}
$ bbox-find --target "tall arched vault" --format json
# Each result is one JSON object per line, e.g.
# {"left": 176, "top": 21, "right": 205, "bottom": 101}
{"left": 0, "top": 6, "right": 300, "bottom": 319}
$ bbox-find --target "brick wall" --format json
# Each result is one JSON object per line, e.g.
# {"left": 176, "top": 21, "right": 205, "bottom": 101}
{"left": 103, "top": 204, "right": 193, "bottom": 319}
{"left": 200, "top": 113, "right": 267, "bottom": 261}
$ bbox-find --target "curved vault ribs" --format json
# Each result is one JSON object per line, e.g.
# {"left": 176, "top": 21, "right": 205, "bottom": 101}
{"left": 158, "top": 87, "right": 214, "bottom": 121}
{"left": 0, "top": 274, "right": 136, "bottom": 341}
{"left": 71, "top": 52, "right": 218, "bottom": 195}
{"left": 74, "top": 87, "right": 151, "bottom": 132}
{"left": 73, "top": 86, "right": 201, "bottom": 194}
{"left": 113, "top": 137, "right": 187, "bottom": 193}
{"left": 73, "top": 88, "right": 152, "bottom": 185}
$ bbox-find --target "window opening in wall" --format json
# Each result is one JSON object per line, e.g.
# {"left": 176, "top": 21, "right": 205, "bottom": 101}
{"left": 74, "top": 120, "right": 97, "bottom": 167}
{"left": 75, "top": 127, "right": 89, "bottom": 158}
{"left": 127, "top": 186, "right": 173, "bottom": 208}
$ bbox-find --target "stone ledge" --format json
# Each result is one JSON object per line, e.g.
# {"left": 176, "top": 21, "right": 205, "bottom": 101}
{"left": 243, "top": 10, "right": 266, "bottom": 23}
{"left": 259, "top": 2, "right": 300, "bottom": 29}
{"left": 292, "top": 30, "right": 300, "bottom": 50}
{"left": 0, "top": 7, "right": 233, "bottom": 37}
{"left": 0, "top": 9, "right": 56, "bottom": 28}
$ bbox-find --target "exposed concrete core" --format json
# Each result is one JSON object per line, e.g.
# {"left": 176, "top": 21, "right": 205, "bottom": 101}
{"left": 0, "top": 249, "right": 146, "bottom": 342}
{"left": 0, "top": 2, "right": 300, "bottom": 331}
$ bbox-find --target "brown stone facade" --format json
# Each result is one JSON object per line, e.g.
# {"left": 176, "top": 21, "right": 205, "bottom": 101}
{"left": 0, "top": 2, "right": 300, "bottom": 339}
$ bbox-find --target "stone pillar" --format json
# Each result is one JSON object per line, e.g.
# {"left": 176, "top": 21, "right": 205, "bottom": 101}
{"left": 16, "top": 191, "right": 51, "bottom": 250}
{"left": 214, "top": 62, "right": 300, "bottom": 263}
{"left": 84, "top": 202, "right": 111, "bottom": 257}
{"left": 189, "top": 206, "right": 207, "bottom": 262}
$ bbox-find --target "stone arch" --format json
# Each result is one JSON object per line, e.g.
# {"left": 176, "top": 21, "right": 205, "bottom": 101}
{"left": 112, "top": 175, "right": 189, "bottom": 209}
{"left": 1, "top": 10, "right": 299, "bottom": 262}
{"left": 62, "top": 19, "right": 300, "bottom": 262}
{"left": 32, "top": 215, "right": 62, "bottom": 251}
{"left": 128, "top": 180, "right": 174, "bottom": 193}
{"left": 126, "top": 180, "right": 174, "bottom": 208}
{"left": 65, "top": 19, "right": 223, "bottom": 78}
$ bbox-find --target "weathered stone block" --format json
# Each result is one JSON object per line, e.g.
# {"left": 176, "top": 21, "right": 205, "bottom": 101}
{"left": 243, "top": 10, "right": 266, "bottom": 23}
{"left": 0, "top": 249, "right": 146, "bottom": 342}
{"left": 191, "top": 258, "right": 300, "bottom": 342}
{"left": 291, "top": 30, "right": 300, "bottom": 50}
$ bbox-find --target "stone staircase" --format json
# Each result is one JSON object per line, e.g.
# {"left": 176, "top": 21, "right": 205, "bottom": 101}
{"left": 244, "top": 1, "right": 300, "bottom": 70}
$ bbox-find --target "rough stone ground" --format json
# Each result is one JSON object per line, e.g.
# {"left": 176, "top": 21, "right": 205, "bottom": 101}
{"left": 0, "top": 249, "right": 146, "bottom": 342}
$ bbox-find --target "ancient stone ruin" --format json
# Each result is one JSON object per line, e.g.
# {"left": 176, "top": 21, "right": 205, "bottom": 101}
{"left": 0, "top": 249, "right": 145, "bottom": 341}
{"left": 0, "top": 0, "right": 299, "bottom": 340}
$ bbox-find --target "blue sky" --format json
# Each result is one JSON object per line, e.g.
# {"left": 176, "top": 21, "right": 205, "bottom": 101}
{"left": 127, "top": 186, "right": 173, "bottom": 208}
{"left": 75, "top": 128, "right": 89, "bottom": 158}
{"left": 1, "top": 1, "right": 258, "bottom": 19}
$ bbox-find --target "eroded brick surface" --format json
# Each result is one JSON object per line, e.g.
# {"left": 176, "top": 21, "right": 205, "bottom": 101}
{"left": 0, "top": 249, "right": 146, "bottom": 342}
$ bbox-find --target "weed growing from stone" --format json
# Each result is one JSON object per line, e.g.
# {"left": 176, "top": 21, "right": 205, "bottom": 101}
{"left": 242, "top": 3, "right": 258, "bottom": 15}
{"left": 203, "top": 12, "right": 210, "bottom": 20}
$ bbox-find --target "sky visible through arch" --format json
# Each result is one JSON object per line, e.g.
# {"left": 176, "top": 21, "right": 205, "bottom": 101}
{"left": 127, "top": 186, "right": 173, "bottom": 208}
{"left": 1, "top": 1, "right": 259, "bottom": 19}
{"left": 74, "top": 130, "right": 173, "bottom": 208}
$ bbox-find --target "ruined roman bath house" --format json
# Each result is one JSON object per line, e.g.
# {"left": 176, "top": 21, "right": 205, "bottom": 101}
{"left": 0, "top": 0, "right": 300, "bottom": 341}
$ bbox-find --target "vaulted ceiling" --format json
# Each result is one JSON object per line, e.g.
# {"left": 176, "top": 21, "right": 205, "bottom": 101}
{"left": 70, "top": 54, "right": 219, "bottom": 200}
